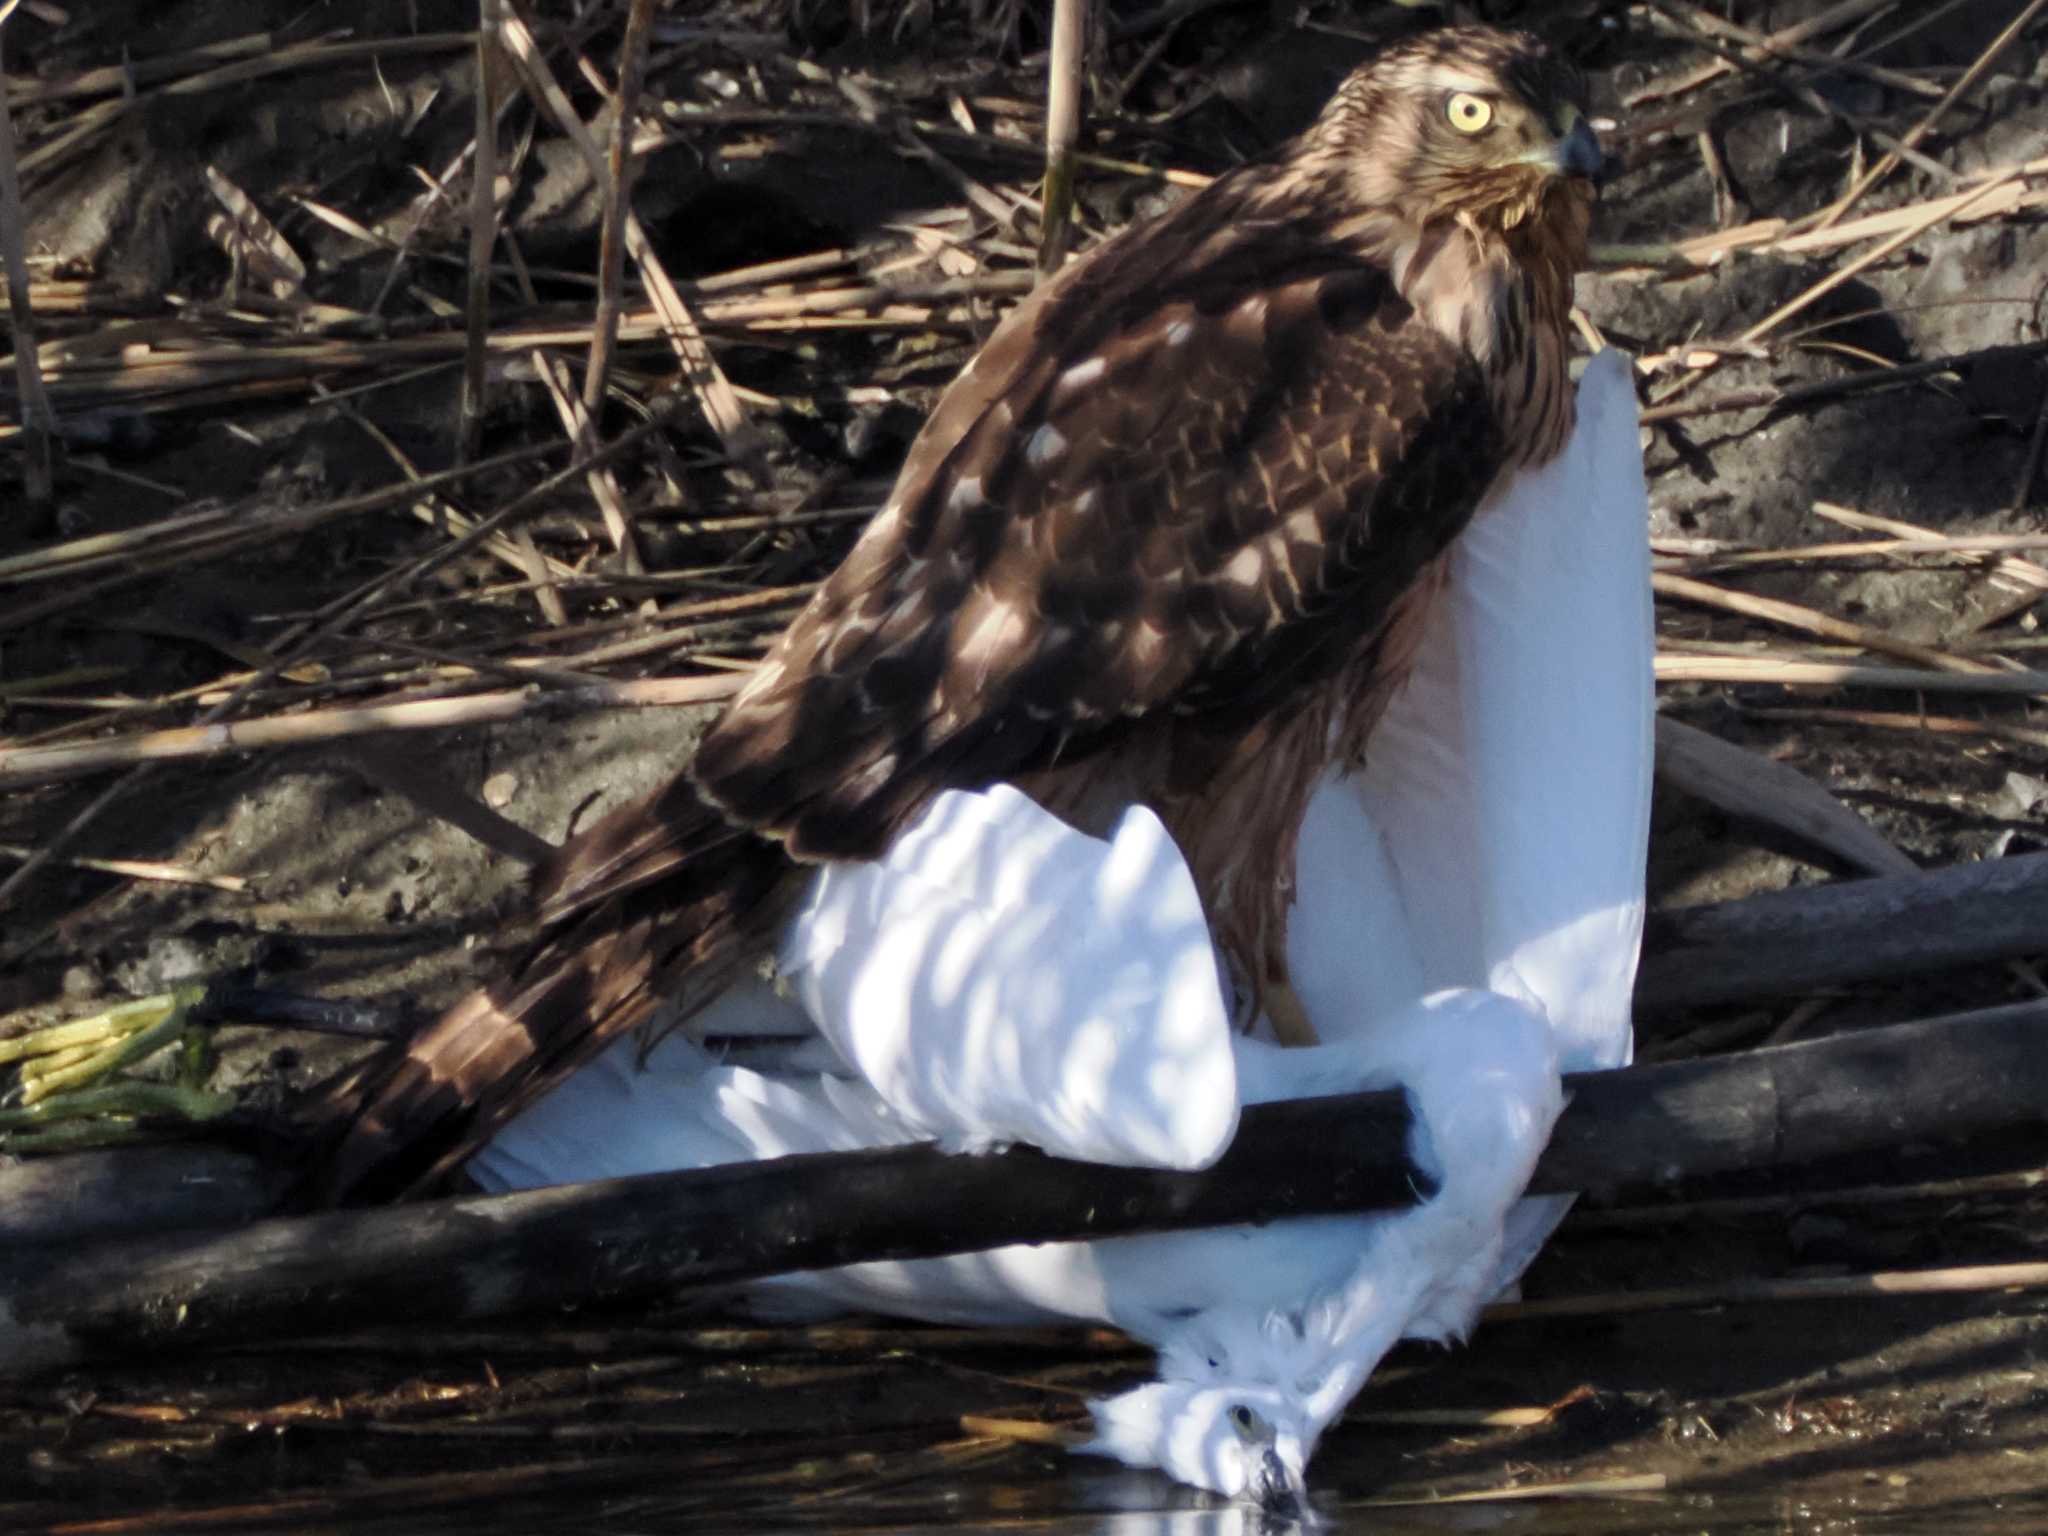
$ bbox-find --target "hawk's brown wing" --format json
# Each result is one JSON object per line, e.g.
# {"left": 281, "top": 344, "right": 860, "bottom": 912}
{"left": 693, "top": 174, "right": 1506, "bottom": 860}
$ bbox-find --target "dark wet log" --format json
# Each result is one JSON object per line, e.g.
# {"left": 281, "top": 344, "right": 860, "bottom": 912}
{"left": 4, "top": 1001, "right": 2044, "bottom": 1372}
{"left": 1636, "top": 851, "right": 2048, "bottom": 1011}
{"left": 0, "top": 1144, "right": 291, "bottom": 1248}
{"left": 1539, "top": 999, "right": 2048, "bottom": 1191}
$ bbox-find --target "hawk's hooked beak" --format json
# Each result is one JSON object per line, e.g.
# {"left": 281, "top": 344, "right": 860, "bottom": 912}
{"left": 1554, "top": 118, "right": 1606, "bottom": 182}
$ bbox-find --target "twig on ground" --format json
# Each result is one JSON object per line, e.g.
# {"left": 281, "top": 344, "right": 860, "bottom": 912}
{"left": 1654, "top": 655, "right": 2048, "bottom": 696}
{"left": 1653, "top": 571, "right": 2002, "bottom": 676}
{"left": 0, "top": 844, "right": 248, "bottom": 892}
{"left": 498, "top": 10, "right": 750, "bottom": 452}
{"left": 1650, "top": 167, "right": 2030, "bottom": 408}
{"left": 0, "top": 674, "right": 742, "bottom": 791}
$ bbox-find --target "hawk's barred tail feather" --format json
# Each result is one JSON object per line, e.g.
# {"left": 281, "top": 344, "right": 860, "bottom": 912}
{"left": 310, "top": 779, "right": 802, "bottom": 1205}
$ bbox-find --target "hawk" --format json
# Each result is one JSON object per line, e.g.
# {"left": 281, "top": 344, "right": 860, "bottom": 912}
{"left": 321, "top": 25, "right": 1603, "bottom": 1202}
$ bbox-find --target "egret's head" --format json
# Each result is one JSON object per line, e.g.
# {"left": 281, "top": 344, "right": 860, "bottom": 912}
{"left": 1085, "top": 1378, "right": 1313, "bottom": 1513}
{"left": 1081, "top": 1304, "right": 1363, "bottom": 1507}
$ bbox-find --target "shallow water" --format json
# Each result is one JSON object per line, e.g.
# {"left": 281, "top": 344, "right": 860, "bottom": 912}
{"left": 7, "top": 1272, "right": 2046, "bottom": 1536}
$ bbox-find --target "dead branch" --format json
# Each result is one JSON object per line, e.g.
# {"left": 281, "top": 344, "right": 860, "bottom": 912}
{"left": 3, "top": 1000, "right": 2044, "bottom": 1371}
{"left": 1637, "top": 853, "right": 2048, "bottom": 1011}
{"left": 1652, "top": 716, "right": 1916, "bottom": 878}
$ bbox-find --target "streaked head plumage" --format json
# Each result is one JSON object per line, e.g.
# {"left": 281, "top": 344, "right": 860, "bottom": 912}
{"left": 1308, "top": 26, "right": 1600, "bottom": 226}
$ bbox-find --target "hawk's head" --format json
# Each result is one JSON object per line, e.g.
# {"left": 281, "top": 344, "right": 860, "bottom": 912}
{"left": 1307, "top": 26, "right": 1600, "bottom": 235}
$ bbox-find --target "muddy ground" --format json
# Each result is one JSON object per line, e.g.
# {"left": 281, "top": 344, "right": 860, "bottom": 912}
{"left": 3, "top": 0, "right": 2048, "bottom": 1529}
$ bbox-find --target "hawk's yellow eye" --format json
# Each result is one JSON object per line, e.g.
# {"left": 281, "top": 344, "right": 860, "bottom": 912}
{"left": 1445, "top": 92, "right": 1493, "bottom": 134}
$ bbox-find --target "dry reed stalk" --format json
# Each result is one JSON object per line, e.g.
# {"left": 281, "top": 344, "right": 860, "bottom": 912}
{"left": 0, "top": 21, "right": 52, "bottom": 504}
{"left": 497, "top": 10, "right": 750, "bottom": 451}
{"left": 1621, "top": 0, "right": 1896, "bottom": 106}
{"left": 1360, "top": 1473, "right": 1670, "bottom": 1507}
{"left": 460, "top": 1, "right": 505, "bottom": 466}
{"left": 0, "top": 674, "right": 743, "bottom": 791}
{"left": 0, "top": 409, "right": 664, "bottom": 918}
{"left": 0, "top": 502, "right": 241, "bottom": 584}
{"left": 20, "top": 32, "right": 475, "bottom": 181}
{"left": 769, "top": 54, "right": 1032, "bottom": 241}
{"left": 1655, "top": 655, "right": 2048, "bottom": 696}
{"left": 539, "top": 621, "right": 780, "bottom": 673}
{"left": 956, "top": 1413, "right": 1084, "bottom": 1447}
{"left": 3, "top": 29, "right": 270, "bottom": 105}
{"left": 312, "top": 383, "right": 576, "bottom": 588}
{"left": 1674, "top": 530, "right": 2048, "bottom": 574}
{"left": 687, "top": 247, "right": 858, "bottom": 294}
{"left": 583, "top": 0, "right": 657, "bottom": 414}
{"left": 534, "top": 348, "right": 641, "bottom": 576}
{"left": 1813, "top": 501, "right": 2048, "bottom": 599}
{"left": 1743, "top": 704, "right": 2048, "bottom": 753}
{"left": 1487, "top": 1259, "right": 2048, "bottom": 1324}
{"left": 1652, "top": 168, "right": 2030, "bottom": 408}
{"left": 1808, "top": 0, "right": 2048, "bottom": 232}
{"left": 1644, "top": 4, "right": 1955, "bottom": 188}
{"left": 1657, "top": 0, "right": 1944, "bottom": 100}
{"left": 1651, "top": 571, "right": 2003, "bottom": 675}
{"left": 1038, "top": 0, "right": 1088, "bottom": 274}
{"left": 12, "top": 271, "right": 1034, "bottom": 429}
{"left": 0, "top": 444, "right": 564, "bottom": 638}
{"left": 1615, "top": 156, "right": 2048, "bottom": 273}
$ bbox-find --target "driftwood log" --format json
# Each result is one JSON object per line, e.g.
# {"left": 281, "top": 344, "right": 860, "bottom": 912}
{"left": 4, "top": 999, "right": 2044, "bottom": 1374}
{"left": 0, "top": 1144, "right": 291, "bottom": 1250}
{"left": 1636, "top": 851, "right": 2048, "bottom": 1010}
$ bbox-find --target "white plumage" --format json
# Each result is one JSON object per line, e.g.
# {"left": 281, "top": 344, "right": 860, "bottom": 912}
{"left": 474, "top": 351, "right": 1653, "bottom": 1505}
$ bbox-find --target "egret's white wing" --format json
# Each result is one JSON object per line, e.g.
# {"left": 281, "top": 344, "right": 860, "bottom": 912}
{"left": 778, "top": 785, "right": 1239, "bottom": 1169}
{"left": 1343, "top": 350, "right": 1651, "bottom": 1069}
{"left": 1457, "top": 349, "right": 1652, "bottom": 1068}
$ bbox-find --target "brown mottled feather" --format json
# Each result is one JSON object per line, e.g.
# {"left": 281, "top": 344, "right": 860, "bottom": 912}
{"left": 318, "top": 24, "right": 1597, "bottom": 1201}
{"left": 314, "top": 776, "right": 801, "bottom": 1202}
{"left": 692, "top": 214, "right": 1498, "bottom": 853}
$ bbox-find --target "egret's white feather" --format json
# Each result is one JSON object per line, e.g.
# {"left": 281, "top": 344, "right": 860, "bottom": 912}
{"left": 473, "top": 353, "right": 1654, "bottom": 1503}
{"left": 780, "top": 785, "right": 1240, "bottom": 1168}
